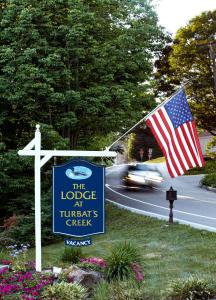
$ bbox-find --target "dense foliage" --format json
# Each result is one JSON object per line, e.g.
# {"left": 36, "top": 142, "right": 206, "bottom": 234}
{"left": 185, "top": 159, "right": 216, "bottom": 175}
{"left": 154, "top": 10, "right": 216, "bottom": 134}
{"left": 0, "top": 0, "right": 164, "bottom": 150}
{"left": 0, "top": 0, "right": 166, "bottom": 243}
{"left": 206, "top": 136, "right": 216, "bottom": 159}
{"left": 201, "top": 173, "right": 216, "bottom": 188}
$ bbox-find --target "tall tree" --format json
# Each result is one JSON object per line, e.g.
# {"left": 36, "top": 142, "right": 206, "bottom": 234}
{"left": 167, "top": 11, "right": 216, "bottom": 134}
{"left": 0, "top": 0, "right": 166, "bottom": 242}
{"left": 0, "top": 0, "right": 165, "bottom": 150}
{"left": 154, "top": 43, "right": 181, "bottom": 98}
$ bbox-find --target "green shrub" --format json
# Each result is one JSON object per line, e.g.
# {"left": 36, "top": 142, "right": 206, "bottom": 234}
{"left": 42, "top": 282, "right": 87, "bottom": 300}
{"left": 1, "top": 213, "right": 61, "bottom": 246}
{"left": 185, "top": 166, "right": 205, "bottom": 175}
{"left": 201, "top": 173, "right": 216, "bottom": 188}
{"left": 0, "top": 236, "right": 16, "bottom": 249}
{"left": 164, "top": 277, "right": 216, "bottom": 300}
{"left": 206, "top": 137, "right": 216, "bottom": 159}
{"left": 1, "top": 192, "right": 62, "bottom": 246}
{"left": 205, "top": 160, "right": 216, "bottom": 174}
{"left": 185, "top": 160, "right": 216, "bottom": 175}
{"left": 0, "top": 249, "right": 10, "bottom": 261}
{"left": 105, "top": 242, "right": 141, "bottom": 281}
{"left": 61, "top": 247, "right": 83, "bottom": 263}
{"left": 93, "top": 280, "right": 148, "bottom": 300}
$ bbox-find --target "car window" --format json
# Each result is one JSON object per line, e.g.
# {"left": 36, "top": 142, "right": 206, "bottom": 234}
{"left": 136, "top": 164, "right": 156, "bottom": 171}
{"left": 128, "top": 165, "right": 137, "bottom": 171}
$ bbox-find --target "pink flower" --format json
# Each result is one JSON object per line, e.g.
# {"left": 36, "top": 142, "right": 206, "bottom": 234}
{"left": 0, "top": 267, "right": 8, "bottom": 274}
{"left": 0, "top": 259, "right": 12, "bottom": 265}
{"left": 0, "top": 266, "right": 54, "bottom": 299}
{"left": 0, "top": 284, "right": 16, "bottom": 294}
{"left": 80, "top": 257, "right": 106, "bottom": 268}
{"left": 130, "top": 263, "right": 144, "bottom": 281}
{"left": 131, "top": 263, "right": 142, "bottom": 272}
{"left": 135, "top": 271, "right": 144, "bottom": 281}
{"left": 32, "top": 291, "right": 39, "bottom": 296}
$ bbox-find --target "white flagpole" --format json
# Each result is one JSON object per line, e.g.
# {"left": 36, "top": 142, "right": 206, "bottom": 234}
{"left": 35, "top": 125, "right": 42, "bottom": 272}
{"left": 107, "top": 83, "right": 189, "bottom": 150}
{"left": 107, "top": 117, "right": 146, "bottom": 150}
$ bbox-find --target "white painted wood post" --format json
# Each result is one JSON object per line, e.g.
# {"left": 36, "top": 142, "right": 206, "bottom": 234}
{"left": 35, "top": 125, "right": 42, "bottom": 272}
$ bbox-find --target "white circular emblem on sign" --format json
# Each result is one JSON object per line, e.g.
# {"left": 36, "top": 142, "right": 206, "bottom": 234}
{"left": 65, "top": 166, "right": 92, "bottom": 180}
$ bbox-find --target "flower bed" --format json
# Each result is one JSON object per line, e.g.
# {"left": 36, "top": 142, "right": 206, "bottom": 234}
{"left": 0, "top": 241, "right": 145, "bottom": 299}
{"left": 0, "top": 267, "right": 54, "bottom": 300}
{"left": 79, "top": 256, "right": 144, "bottom": 282}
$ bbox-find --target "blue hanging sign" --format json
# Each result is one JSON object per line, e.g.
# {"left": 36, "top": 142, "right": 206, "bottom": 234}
{"left": 53, "top": 159, "right": 105, "bottom": 237}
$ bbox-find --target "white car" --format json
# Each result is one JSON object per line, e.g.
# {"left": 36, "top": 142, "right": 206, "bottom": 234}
{"left": 123, "top": 163, "right": 163, "bottom": 188}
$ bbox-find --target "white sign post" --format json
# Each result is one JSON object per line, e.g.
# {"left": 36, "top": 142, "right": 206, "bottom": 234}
{"left": 18, "top": 124, "right": 117, "bottom": 272}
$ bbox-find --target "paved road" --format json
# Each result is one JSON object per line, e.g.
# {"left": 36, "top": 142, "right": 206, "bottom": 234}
{"left": 106, "top": 164, "right": 216, "bottom": 232}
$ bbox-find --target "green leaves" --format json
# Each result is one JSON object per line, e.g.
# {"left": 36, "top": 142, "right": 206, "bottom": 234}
{"left": 0, "top": 0, "right": 166, "bottom": 243}
{"left": 157, "top": 10, "right": 216, "bottom": 134}
{"left": 0, "top": 0, "right": 164, "bottom": 149}
{"left": 42, "top": 281, "right": 87, "bottom": 300}
{"left": 105, "top": 242, "right": 142, "bottom": 281}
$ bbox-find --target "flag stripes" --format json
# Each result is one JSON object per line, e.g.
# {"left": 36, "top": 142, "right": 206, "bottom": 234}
{"left": 159, "top": 108, "right": 188, "bottom": 172}
{"left": 146, "top": 106, "right": 204, "bottom": 178}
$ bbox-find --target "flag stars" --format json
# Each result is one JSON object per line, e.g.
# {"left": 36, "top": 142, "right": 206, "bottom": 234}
{"left": 164, "top": 90, "right": 193, "bottom": 129}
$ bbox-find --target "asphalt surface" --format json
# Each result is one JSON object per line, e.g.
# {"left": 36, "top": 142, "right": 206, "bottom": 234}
{"left": 105, "top": 164, "right": 216, "bottom": 232}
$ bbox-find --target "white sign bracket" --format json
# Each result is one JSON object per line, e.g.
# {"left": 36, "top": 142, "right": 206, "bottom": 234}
{"left": 40, "top": 154, "right": 53, "bottom": 168}
{"left": 23, "top": 137, "right": 35, "bottom": 151}
{"left": 18, "top": 124, "right": 117, "bottom": 272}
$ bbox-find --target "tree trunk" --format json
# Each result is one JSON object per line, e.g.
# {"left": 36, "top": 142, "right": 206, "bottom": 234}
{"left": 70, "top": 131, "right": 79, "bottom": 149}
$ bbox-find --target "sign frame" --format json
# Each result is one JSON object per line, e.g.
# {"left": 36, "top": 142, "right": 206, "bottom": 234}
{"left": 18, "top": 125, "right": 116, "bottom": 272}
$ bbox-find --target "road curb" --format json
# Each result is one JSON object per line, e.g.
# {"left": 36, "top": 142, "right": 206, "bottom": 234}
{"left": 106, "top": 199, "right": 216, "bottom": 233}
{"left": 201, "top": 184, "right": 216, "bottom": 193}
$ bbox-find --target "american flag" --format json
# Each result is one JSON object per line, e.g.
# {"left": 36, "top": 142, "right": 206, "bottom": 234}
{"left": 146, "top": 89, "right": 205, "bottom": 177}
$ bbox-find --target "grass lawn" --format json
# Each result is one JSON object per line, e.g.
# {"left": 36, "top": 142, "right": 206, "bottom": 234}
{"left": 25, "top": 203, "right": 216, "bottom": 299}
{"left": 146, "top": 156, "right": 165, "bottom": 163}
